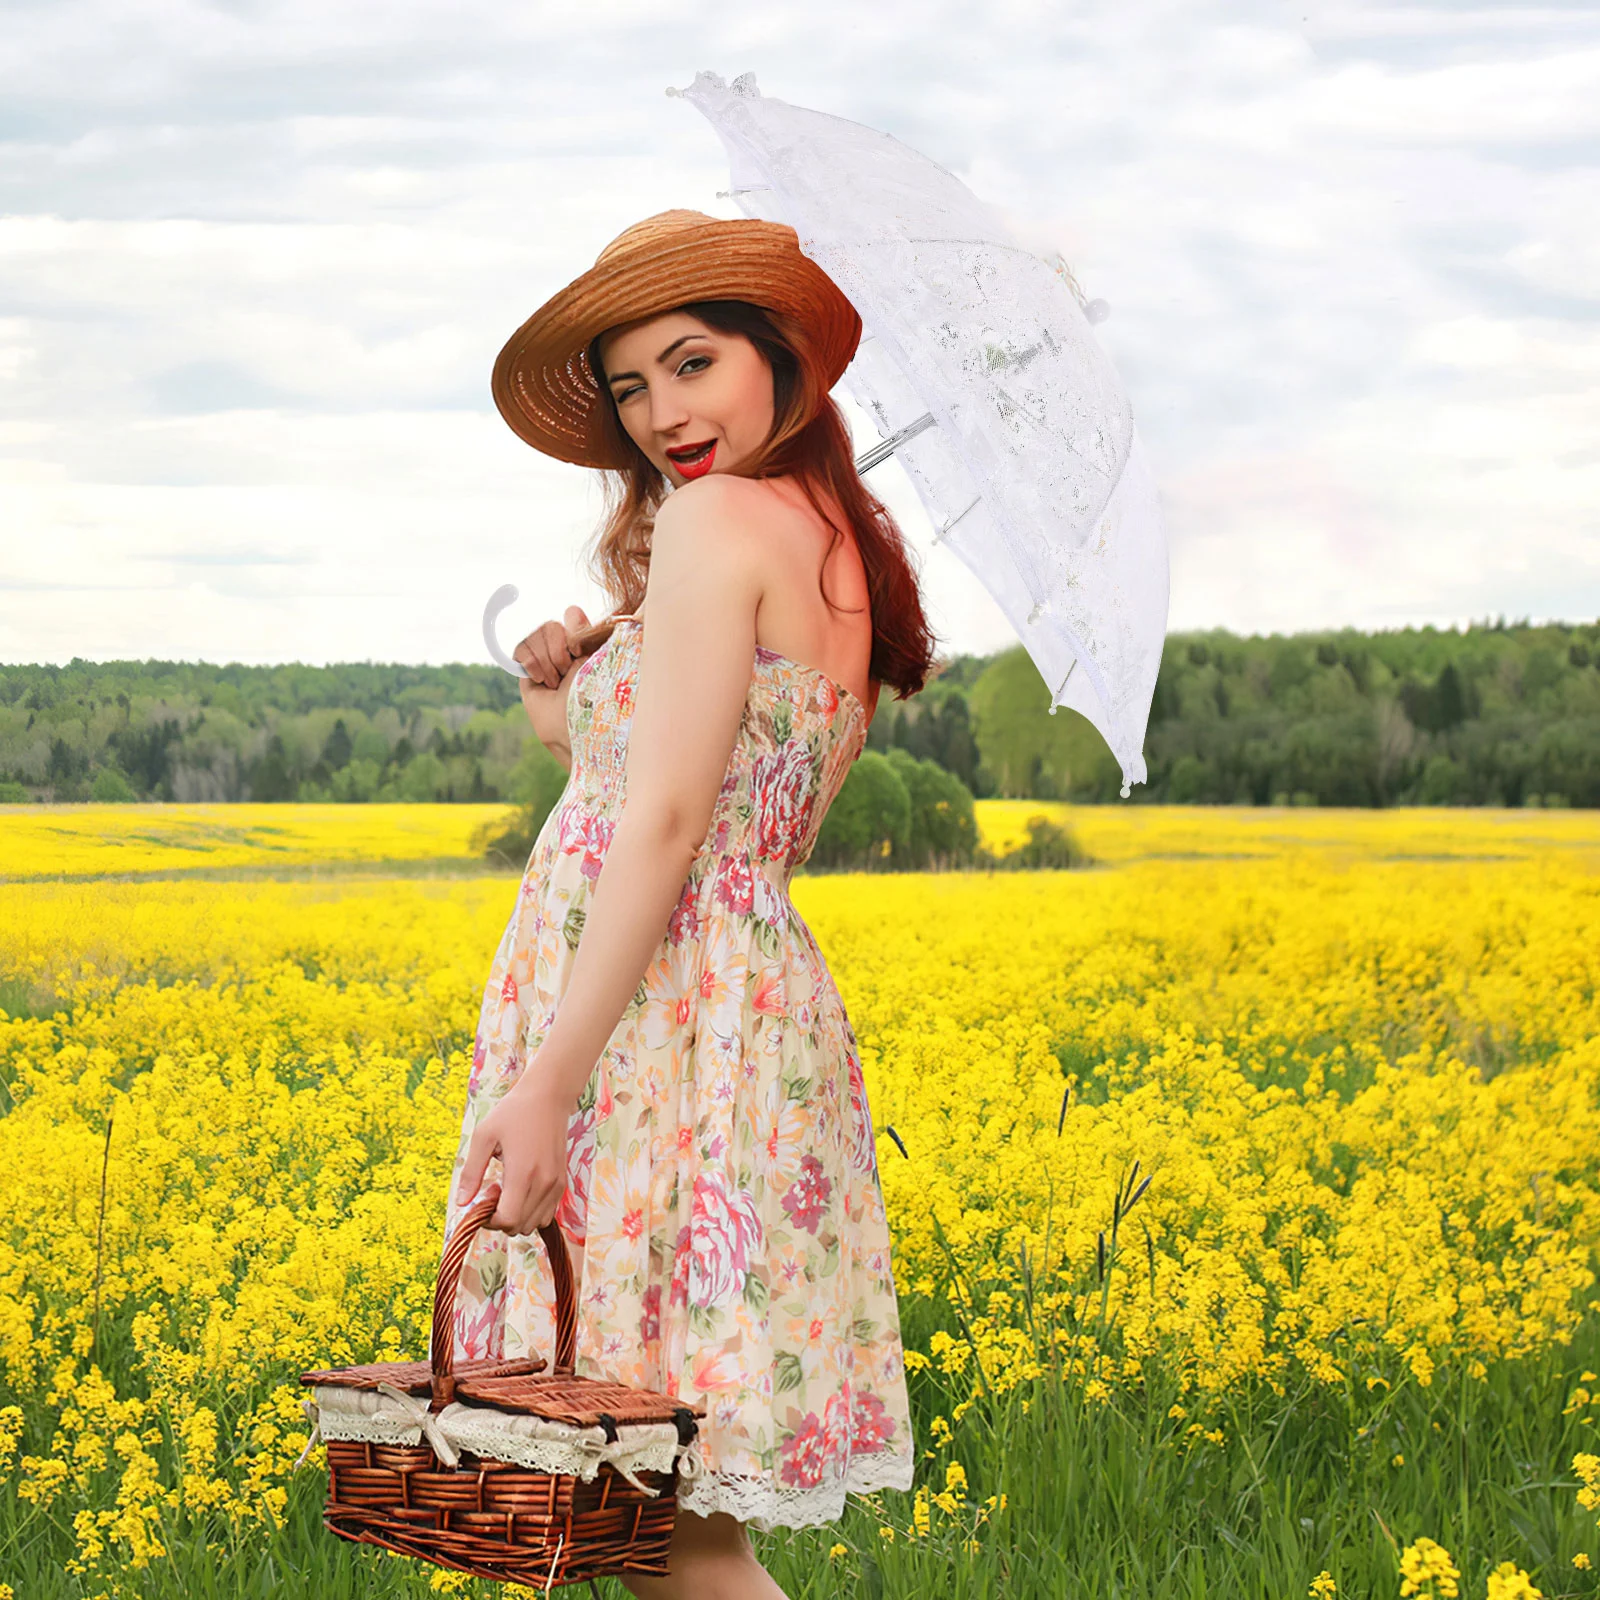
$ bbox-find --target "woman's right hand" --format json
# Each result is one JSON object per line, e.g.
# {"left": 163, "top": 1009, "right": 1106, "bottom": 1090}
{"left": 514, "top": 606, "right": 593, "bottom": 690}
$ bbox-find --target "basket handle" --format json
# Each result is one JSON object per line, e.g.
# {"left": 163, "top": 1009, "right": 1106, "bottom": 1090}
{"left": 431, "top": 1183, "right": 577, "bottom": 1408}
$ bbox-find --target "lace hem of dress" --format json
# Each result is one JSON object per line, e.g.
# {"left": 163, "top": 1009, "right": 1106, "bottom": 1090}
{"left": 676, "top": 1449, "right": 916, "bottom": 1533}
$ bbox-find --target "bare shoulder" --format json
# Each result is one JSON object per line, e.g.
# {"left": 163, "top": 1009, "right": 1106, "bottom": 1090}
{"left": 653, "top": 474, "right": 777, "bottom": 531}
{"left": 651, "top": 476, "right": 786, "bottom": 571}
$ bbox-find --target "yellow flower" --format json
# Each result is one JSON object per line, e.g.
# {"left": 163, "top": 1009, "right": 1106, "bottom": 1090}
{"left": 878, "top": 1526, "right": 896, "bottom": 1543}
{"left": 1399, "top": 1537, "right": 1460, "bottom": 1599}
{"left": 828, "top": 1543, "right": 848, "bottom": 1560}
{"left": 1310, "top": 1573, "right": 1337, "bottom": 1598}
{"left": 1393, "top": 1453, "right": 1406, "bottom": 1467}
{"left": 1484, "top": 1560, "right": 1542, "bottom": 1599}
{"left": 1574, "top": 1553, "right": 1592, "bottom": 1570}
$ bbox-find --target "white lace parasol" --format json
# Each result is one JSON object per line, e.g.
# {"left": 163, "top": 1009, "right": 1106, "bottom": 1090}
{"left": 673, "top": 70, "right": 1169, "bottom": 796}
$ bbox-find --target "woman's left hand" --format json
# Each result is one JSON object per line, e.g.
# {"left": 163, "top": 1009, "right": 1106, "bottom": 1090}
{"left": 455, "top": 1071, "right": 573, "bottom": 1235}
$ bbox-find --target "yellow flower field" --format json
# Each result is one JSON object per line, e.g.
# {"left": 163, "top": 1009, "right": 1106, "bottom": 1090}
{"left": 0, "top": 803, "right": 503, "bottom": 881}
{"left": 0, "top": 803, "right": 1597, "bottom": 1595}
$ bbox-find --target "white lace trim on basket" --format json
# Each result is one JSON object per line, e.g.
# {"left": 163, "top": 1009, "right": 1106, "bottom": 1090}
{"left": 678, "top": 1447, "right": 917, "bottom": 1534}
{"left": 306, "top": 1384, "right": 703, "bottom": 1498}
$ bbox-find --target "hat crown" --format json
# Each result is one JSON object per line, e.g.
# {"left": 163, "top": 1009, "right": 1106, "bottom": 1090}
{"left": 594, "top": 209, "right": 720, "bottom": 268}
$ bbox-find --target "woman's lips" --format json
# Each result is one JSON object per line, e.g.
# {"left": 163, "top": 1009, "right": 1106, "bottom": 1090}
{"left": 666, "top": 440, "right": 717, "bottom": 479}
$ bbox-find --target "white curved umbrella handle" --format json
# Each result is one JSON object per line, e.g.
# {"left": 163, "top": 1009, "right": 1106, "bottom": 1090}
{"left": 483, "top": 583, "right": 528, "bottom": 680}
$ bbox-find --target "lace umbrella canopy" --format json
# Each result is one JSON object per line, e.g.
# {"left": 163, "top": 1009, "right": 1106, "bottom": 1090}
{"left": 673, "top": 70, "right": 1169, "bottom": 795}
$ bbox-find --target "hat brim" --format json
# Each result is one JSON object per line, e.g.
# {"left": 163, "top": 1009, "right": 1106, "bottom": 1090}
{"left": 491, "top": 217, "right": 862, "bottom": 469}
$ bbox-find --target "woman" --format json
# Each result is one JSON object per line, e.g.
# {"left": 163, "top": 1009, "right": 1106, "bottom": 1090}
{"left": 447, "top": 209, "right": 936, "bottom": 1598}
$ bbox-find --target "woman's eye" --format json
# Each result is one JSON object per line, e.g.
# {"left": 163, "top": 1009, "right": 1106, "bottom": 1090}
{"left": 677, "top": 356, "right": 711, "bottom": 376}
{"left": 615, "top": 384, "right": 643, "bottom": 403}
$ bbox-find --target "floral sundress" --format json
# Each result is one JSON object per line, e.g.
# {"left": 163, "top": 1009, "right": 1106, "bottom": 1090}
{"left": 441, "top": 614, "right": 916, "bottom": 1531}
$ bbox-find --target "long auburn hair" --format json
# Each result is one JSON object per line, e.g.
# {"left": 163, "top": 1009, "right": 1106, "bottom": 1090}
{"left": 567, "top": 298, "right": 938, "bottom": 702}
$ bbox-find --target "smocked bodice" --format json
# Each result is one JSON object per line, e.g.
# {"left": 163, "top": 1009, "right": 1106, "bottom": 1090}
{"left": 560, "top": 618, "right": 869, "bottom": 882}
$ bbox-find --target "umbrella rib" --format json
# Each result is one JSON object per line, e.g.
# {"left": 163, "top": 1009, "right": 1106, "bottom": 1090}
{"left": 853, "top": 411, "right": 937, "bottom": 474}
{"left": 932, "top": 497, "right": 982, "bottom": 545}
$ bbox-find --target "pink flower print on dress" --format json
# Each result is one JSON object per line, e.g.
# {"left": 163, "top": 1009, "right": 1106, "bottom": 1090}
{"left": 556, "top": 1099, "right": 598, "bottom": 1249}
{"left": 579, "top": 814, "right": 615, "bottom": 880}
{"left": 778, "top": 1408, "right": 828, "bottom": 1488}
{"left": 751, "top": 870, "right": 788, "bottom": 929}
{"left": 455, "top": 1256, "right": 507, "bottom": 1361}
{"left": 752, "top": 741, "right": 815, "bottom": 860}
{"left": 613, "top": 672, "right": 635, "bottom": 715}
{"left": 845, "top": 1046, "right": 877, "bottom": 1176}
{"left": 850, "top": 1389, "right": 896, "bottom": 1452}
{"left": 556, "top": 803, "right": 587, "bottom": 857}
{"left": 667, "top": 878, "right": 702, "bottom": 945}
{"left": 689, "top": 1171, "right": 763, "bottom": 1308}
{"left": 821, "top": 1389, "right": 853, "bottom": 1469}
{"left": 640, "top": 1282, "right": 662, "bottom": 1343}
{"left": 781, "top": 1153, "right": 832, "bottom": 1234}
{"left": 668, "top": 1223, "right": 692, "bottom": 1309}
{"left": 712, "top": 852, "right": 753, "bottom": 916}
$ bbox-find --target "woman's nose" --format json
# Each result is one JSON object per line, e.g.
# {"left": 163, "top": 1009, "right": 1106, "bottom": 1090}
{"left": 649, "top": 384, "right": 690, "bottom": 436}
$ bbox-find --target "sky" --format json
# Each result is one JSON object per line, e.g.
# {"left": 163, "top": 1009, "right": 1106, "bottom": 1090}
{"left": 1, "top": 0, "right": 1596, "bottom": 669}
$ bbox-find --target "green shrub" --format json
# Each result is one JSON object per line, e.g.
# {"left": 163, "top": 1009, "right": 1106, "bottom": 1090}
{"left": 884, "top": 748, "right": 980, "bottom": 869}
{"left": 89, "top": 768, "right": 136, "bottom": 802}
{"left": 810, "top": 751, "right": 911, "bottom": 870}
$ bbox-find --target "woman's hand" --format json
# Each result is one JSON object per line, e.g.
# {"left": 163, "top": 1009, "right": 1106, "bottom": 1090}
{"left": 514, "top": 605, "right": 593, "bottom": 689}
{"left": 455, "top": 1070, "right": 573, "bottom": 1235}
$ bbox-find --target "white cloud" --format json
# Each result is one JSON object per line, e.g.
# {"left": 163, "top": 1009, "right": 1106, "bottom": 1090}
{"left": 0, "top": 0, "right": 1596, "bottom": 671}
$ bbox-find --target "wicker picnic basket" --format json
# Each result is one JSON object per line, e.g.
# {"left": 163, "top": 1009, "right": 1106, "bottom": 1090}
{"left": 300, "top": 1184, "right": 707, "bottom": 1590}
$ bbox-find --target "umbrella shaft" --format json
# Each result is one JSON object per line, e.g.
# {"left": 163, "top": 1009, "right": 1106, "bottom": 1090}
{"left": 854, "top": 411, "right": 936, "bottom": 474}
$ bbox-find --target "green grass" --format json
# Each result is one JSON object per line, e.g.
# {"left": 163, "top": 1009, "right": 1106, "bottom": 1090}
{"left": 3, "top": 1297, "right": 1595, "bottom": 1598}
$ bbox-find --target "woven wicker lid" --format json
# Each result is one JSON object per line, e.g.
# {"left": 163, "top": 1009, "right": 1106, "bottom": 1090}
{"left": 491, "top": 208, "right": 863, "bottom": 468}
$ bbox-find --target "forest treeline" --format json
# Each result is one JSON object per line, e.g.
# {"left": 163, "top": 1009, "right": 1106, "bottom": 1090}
{"left": 2, "top": 620, "right": 1596, "bottom": 817}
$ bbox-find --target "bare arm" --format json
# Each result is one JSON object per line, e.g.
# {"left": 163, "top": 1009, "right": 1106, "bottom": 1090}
{"left": 519, "top": 677, "right": 573, "bottom": 773}
{"left": 457, "top": 477, "right": 766, "bottom": 1230}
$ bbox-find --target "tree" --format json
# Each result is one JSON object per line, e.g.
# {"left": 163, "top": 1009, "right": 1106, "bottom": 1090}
{"left": 884, "top": 748, "right": 979, "bottom": 869}
{"left": 811, "top": 752, "right": 910, "bottom": 869}
{"left": 969, "top": 647, "right": 1121, "bottom": 799}
{"left": 321, "top": 718, "right": 354, "bottom": 772}
{"left": 250, "top": 735, "right": 296, "bottom": 802}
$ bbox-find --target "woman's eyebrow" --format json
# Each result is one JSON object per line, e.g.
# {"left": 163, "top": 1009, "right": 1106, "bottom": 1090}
{"left": 605, "top": 334, "right": 705, "bottom": 387}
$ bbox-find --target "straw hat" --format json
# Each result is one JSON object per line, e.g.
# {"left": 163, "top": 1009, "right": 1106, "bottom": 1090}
{"left": 490, "top": 209, "right": 863, "bottom": 468}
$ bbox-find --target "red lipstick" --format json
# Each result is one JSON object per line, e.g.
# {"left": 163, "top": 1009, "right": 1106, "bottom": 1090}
{"left": 666, "top": 439, "right": 717, "bottom": 480}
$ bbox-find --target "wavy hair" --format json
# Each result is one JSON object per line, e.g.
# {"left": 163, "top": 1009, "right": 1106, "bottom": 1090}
{"left": 566, "top": 298, "right": 938, "bottom": 701}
